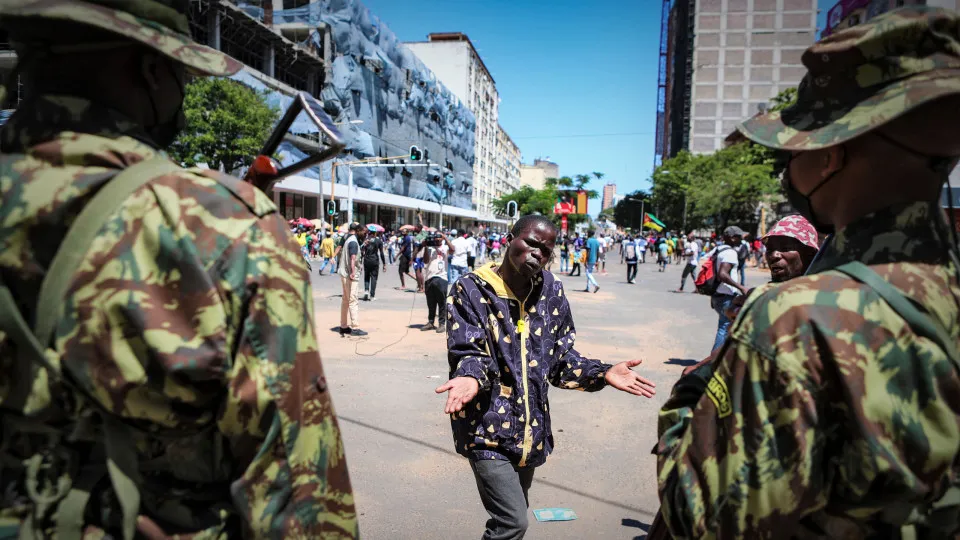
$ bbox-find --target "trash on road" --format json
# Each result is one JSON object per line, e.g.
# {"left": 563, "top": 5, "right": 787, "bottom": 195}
{"left": 533, "top": 508, "right": 577, "bottom": 522}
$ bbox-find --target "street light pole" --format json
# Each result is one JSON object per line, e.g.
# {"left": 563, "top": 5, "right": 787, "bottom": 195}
{"left": 682, "top": 191, "right": 688, "bottom": 233}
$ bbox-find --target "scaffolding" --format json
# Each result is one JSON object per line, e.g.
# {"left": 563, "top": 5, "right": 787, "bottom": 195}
{"left": 654, "top": 0, "right": 672, "bottom": 171}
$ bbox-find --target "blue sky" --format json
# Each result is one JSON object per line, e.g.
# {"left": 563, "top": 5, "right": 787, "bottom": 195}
{"left": 362, "top": 0, "right": 831, "bottom": 212}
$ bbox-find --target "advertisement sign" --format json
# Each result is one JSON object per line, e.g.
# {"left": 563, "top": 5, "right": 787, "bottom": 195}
{"left": 823, "top": 0, "right": 873, "bottom": 35}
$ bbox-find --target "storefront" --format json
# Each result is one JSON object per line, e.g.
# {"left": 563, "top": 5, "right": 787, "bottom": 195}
{"left": 277, "top": 192, "right": 319, "bottom": 220}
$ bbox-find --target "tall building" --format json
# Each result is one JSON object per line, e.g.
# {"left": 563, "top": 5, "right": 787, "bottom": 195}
{"left": 496, "top": 125, "right": 522, "bottom": 199}
{"left": 602, "top": 184, "right": 618, "bottom": 210}
{"left": 405, "top": 33, "right": 501, "bottom": 219}
{"left": 657, "top": 0, "right": 818, "bottom": 162}
{"left": 519, "top": 159, "right": 559, "bottom": 190}
{"left": 823, "top": 0, "right": 957, "bottom": 36}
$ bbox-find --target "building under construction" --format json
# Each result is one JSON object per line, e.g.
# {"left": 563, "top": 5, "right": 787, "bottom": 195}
{"left": 0, "top": 0, "right": 503, "bottom": 231}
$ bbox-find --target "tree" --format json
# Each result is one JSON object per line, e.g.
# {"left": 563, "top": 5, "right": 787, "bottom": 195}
{"left": 613, "top": 190, "right": 651, "bottom": 231}
{"left": 769, "top": 87, "right": 798, "bottom": 112}
{"left": 492, "top": 185, "right": 557, "bottom": 218}
{"left": 169, "top": 78, "right": 280, "bottom": 174}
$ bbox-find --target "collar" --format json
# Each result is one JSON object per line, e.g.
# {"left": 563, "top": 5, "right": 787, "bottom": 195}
{"left": 473, "top": 262, "right": 547, "bottom": 302}
{"left": 1, "top": 94, "right": 158, "bottom": 152}
{"left": 807, "top": 201, "right": 953, "bottom": 274}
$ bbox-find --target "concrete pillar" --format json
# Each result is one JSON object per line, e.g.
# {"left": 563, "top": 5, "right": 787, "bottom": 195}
{"left": 207, "top": 8, "right": 221, "bottom": 50}
{"left": 263, "top": 44, "right": 275, "bottom": 78}
{"left": 307, "top": 69, "right": 319, "bottom": 97}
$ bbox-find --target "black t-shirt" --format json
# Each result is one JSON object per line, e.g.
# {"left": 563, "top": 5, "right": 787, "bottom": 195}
{"left": 362, "top": 238, "right": 383, "bottom": 265}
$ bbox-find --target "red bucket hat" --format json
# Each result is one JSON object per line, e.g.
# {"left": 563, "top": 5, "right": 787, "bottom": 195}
{"left": 762, "top": 215, "right": 819, "bottom": 251}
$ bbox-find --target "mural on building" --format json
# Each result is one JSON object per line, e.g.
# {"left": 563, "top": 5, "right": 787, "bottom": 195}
{"left": 239, "top": 1, "right": 477, "bottom": 211}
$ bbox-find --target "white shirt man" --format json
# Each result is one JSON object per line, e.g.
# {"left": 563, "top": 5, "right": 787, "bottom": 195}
{"left": 713, "top": 246, "right": 740, "bottom": 296}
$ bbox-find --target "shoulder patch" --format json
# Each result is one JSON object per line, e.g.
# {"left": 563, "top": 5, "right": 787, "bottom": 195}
{"left": 706, "top": 373, "right": 732, "bottom": 418}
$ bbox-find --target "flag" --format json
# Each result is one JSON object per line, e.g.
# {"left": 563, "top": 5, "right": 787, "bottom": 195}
{"left": 643, "top": 213, "right": 665, "bottom": 232}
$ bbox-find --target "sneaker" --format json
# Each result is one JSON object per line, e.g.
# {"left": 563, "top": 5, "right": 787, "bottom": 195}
{"left": 351, "top": 329, "right": 368, "bottom": 336}
{"left": 421, "top": 323, "right": 437, "bottom": 331}
{"left": 436, "top": 325, "right": 445, "bottom": 333}
{"left": 338, "top": 327, "right": 352, "bottom": 336}
{"left": 593, "top": 285, "right": 600, "bottom": 294}
{"left": 363, "top": 292, "right": 370, "bottom": 301}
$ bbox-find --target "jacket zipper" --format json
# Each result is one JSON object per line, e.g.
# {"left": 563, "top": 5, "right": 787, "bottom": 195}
{"left": 517, "top": 290, "right": 534, "bottom": 467}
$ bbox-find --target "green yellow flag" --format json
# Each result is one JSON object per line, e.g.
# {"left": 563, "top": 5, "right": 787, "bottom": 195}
{"left": 643, "top": 213, "right": 665, "bottom": 232}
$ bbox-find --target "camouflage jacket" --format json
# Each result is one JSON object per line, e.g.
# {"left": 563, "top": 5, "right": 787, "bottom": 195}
{"left": 656, "top": 201, "right": 960, "bottom": 539}
{"left": 446, "top": 263, "right": 611, "bottom": 467}
{"left": 0, "top": 95, "right": 357, "bottom": 538}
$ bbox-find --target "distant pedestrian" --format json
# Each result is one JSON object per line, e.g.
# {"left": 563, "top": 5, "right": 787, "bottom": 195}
{"left": 318, "top": 232, "right": 336, "bottom": 275}
{"left": 624, "top": 235, "right": 640, "bottom": 284}
{"left": 737, "top": 234, "right": 751, "bottom": 285}
{"left": 559, "top": 235, "right": 570, "bottom": 273}
{"left": 398, "top": 227, "right": 415, "bottom": 290}
{"left": 569, "top": 233, "right": 583, "bottom": 277}
{"left": 339, "top": 222, "right": 368, "bottom": 336}
{"left": 585, "top": 230, "right": 601, "bottom": 293}
{"left": 657, "top": 238, "right": 669, "bottom": 272}
{"left": 361, "top": 229, "right": 387, "bottom": 301}
{"left": 421, "top": 232, "right": 454, "bottom": 332}
{"left": 677, "top": 233, "right": 699, "bottom": 292}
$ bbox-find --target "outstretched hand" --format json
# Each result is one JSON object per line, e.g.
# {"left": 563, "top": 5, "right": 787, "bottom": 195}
{"left": 604, "top": 359, "right": 656, "bottom": 398}
{"left": 435, "top": 376, "right": 480, "bottom": 414}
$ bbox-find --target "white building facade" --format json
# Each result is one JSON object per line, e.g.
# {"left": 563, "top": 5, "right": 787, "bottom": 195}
{"left": 496, "top": 125, "right": 522, "bottom": 199}
{"left": 405, "top": 33, "right": 502, "bottom": 219}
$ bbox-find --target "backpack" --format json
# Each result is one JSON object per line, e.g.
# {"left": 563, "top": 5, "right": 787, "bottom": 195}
{"left": 694, "top": 245, "right": 732, "bottom": 295}
{"left": 625, "top": 242, "right": 637, "bottom": 261}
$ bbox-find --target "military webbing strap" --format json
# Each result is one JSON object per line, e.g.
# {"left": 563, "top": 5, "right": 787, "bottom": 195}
{"left": 834, "top": 261, "right": 960, "bottom": 538}
{"left": 834, "top": 262, "right": 960, "bottom": 363}
{"left": 0, "top": 156, "right": 180, "bottom": 540}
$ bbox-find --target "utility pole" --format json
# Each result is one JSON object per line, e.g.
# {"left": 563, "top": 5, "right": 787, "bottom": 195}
{"left": 682, "top": 191, "right": 688, "bottom": 233}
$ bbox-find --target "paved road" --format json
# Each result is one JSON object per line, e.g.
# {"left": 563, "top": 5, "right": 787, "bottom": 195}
{"left": 312, "top": 256, "right": 768, "bottom": 539}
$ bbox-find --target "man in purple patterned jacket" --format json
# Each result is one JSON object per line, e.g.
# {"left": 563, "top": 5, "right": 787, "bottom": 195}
{"left": 435, "top": 215, "right": 657, "bottom": 539}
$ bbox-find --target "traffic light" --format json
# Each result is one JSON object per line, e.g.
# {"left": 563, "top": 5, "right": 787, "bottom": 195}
{"left": 410, "top": 145, "right": 422, "bottom": 161}
{"left": 326, "top": 200, "right": 337, "bottom": 216}
{"left": 423, "top": 148, "right": 429, "bottom": 161}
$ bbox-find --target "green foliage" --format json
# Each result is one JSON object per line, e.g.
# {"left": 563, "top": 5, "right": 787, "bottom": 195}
{"left": 169, "top": 78, "right": 280, "bottom": 174}
{"left": 612, "top": 190, "right": 650, "bottom": 230}
{"left": 769, "top": 87, "right": 798, "bottom": 112}
{"left": 493, "top": 170, "right": 606, "bottom": 227}
{"left": 650, "top": 143, "right": 779, "bottom": 234}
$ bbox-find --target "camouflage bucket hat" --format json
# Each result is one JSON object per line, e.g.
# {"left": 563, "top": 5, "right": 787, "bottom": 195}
{"left": 0, "top": 0, "right": 241, "bottom": 76}
{"left": 738, "top": 6, "right": 960, "bottom": 151}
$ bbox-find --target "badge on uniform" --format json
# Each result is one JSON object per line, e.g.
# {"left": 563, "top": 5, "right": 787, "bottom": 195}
{"left": 533, "top": 508, "right": 578, "bottom": 522}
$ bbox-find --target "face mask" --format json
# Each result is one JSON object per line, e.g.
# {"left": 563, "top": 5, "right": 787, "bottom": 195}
{"left": 781, "top": 152, "right": 844, "bottom": 235}
{"left": 143, "top": 57, "right": 186, "bottom": 148}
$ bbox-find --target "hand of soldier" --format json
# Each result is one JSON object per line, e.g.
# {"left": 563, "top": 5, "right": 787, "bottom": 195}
{"left": 604, "top": 359, "right": 656, "bottom": 398}
{"left": 436, "top": 376, "right": 480, "bottom": 413}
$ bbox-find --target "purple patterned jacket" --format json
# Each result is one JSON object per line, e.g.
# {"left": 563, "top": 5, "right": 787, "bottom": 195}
{"left": 445, "top": 263, "right": 612, "bottom": 467}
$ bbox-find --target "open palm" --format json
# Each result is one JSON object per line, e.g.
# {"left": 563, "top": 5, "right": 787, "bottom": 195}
{"left": 604, "top": 359, "right": 656, "bottom": 398}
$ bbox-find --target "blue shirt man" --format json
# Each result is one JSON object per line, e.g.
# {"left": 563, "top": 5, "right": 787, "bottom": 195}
{"left": 585, "top": 232, "right": 601, "bottom": 292}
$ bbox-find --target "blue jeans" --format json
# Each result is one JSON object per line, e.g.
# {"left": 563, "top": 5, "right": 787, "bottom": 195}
{"left": 738, "top": 263, "right": 746, "bottom": 286}
{"left": 585, "top": 263, "right": 599, "bottom": 290}
{"left": 711, "top": 294, "right": 736, "bottom": 352}
{"left": 560, "top": 254, "right": 569, "bottom": 273}
{"left": 318, "top": 257, "right": 333, "bottom": 274}
{"left": 449, "top": 265, "right": 468, "bottom": 286}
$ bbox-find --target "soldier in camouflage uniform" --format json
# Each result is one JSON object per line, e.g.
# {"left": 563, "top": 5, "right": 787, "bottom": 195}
{"left": 0, "top": 0, "right": 357, "bottom": 538}
{"left": 656, "top": 6, "right": 960, "bottom": 539}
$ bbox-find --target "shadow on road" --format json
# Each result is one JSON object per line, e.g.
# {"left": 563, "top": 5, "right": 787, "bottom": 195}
{"left": 665, "top": 358, "right": 698, "bottom": 367}
{"left": 337, "top": 415, "right": 658, "bottom": 519}
{"left": 623, "top": 517, "right": 651, "bottom": 539}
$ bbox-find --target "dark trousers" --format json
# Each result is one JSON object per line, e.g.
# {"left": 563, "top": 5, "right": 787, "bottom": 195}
{"left": 364, "top": 261, "right": 380, "bottom": 298}
{"left": 680, "top": 264, "right": 697, "bottom": 290}
{"left": 470, "top": 459, "right": 535, "bottom": 540}
{"left": 468, "top": 255, "right": 476, "bottom": 270}
{"left": 569, "top": 262, "right": 581, "bottom": 276}
{"left": 626, "top": 261, "right": 638, "bottom": 283}
{"left": 425, "top": 277, "right": 448, "bottom": 325}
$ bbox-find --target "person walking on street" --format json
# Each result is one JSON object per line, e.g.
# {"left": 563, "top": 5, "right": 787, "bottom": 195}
{"left": 339, "top": 223, "right": 368, "bottom": 336}
{"left": 318, "top": 231, "right": 336, "bottom": 275}
{"left": 624, "top": 235, "right": 640, "bottom": 284}
{"left": 707, "top": 226, "right": 747, "bottom": 351}
{"left": 421, "top": 232, "right": 454, "bottom": 332}
{"left": 437, "top": 215, "right": 656, "bottom": 540}
{"left": 398, "top": 227, "right": 416, "bottom": 290}
{"left": 569, "top": 233, "right": 583, "bottom": 277}
{"left": 448, "top": 229, "right": 471, "bottom": 287}
{"left": 0, "top": 2, "right": 357, "bottom": 536}
{"left": 466, "top": 232, "right": 479, "bottom": 270}
{"left": 585, "top": 230, "right": 601, "bottom": 293}
{"left": 559, "top": 235, "right": 570, "bottom": 273}
{"left": 362, "top": 228, "right": 387, "bottom": 301}
{"left": 656, "top": 8, "right": 960, "bottom": 538}
{"left": 677, "top": 233, "right": 700, "bottom": 292}
{"left": 657, "top": 237, "right": 669, "bottom": 272}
